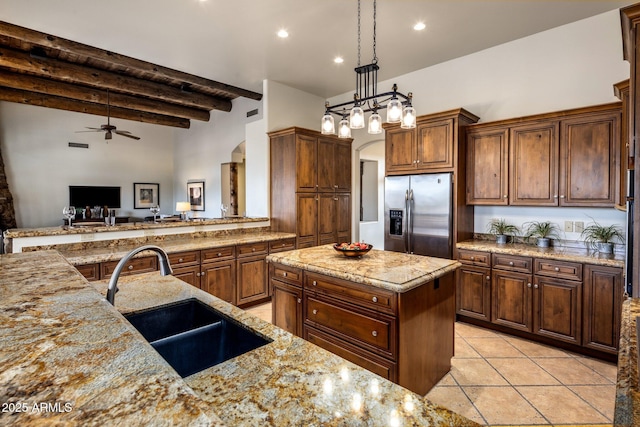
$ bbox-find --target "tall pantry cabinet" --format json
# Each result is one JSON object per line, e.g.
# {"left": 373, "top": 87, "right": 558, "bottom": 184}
{"left": 269, "top": 127, "right": 353, "bottom": 248}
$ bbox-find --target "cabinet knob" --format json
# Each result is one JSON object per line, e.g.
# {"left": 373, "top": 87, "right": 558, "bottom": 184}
{"left": 196, "top": 272, "right": 201, "bottom": 277}
{"left": 297, "top": 298, "right": 301, "bottom": 304}
{"left": 503, "top": 195, "right": 508, "bottom": 198}
{"left": 553, "top": 195, "right": 558, "bottom": 199}
{"left": 128, "top": 265, "right": 134, "bottom": 270}
{"left": 486, "top": 276, "right": 490, "bottom": 281}
{"left": 217, "top": 253, "right": 222, "bottom": 257}
{"left": 252, "top": 248, "right": 256, "bottom": 252}
{"left": 470, "top": 256, "right": 475, "bottom": 261}
{"left": 334, "top": 185, "right": 338, "bottom": 189}
{"left": 372, "top": 296, "right": 378, "bottom": 303}
{"left": 534, "top": 284, "right": 539, "bottom": 289}
{"left": 509, "top": 261, "right": 514, "bottom": 266}
{"left": 416, "top": 160, "right": 420, "bottom": 164}
{"left": 313, "top": 280, "right": 317, "bottom": 286}
{"left": 554, "top": 267, "right": 560, "bottom": 272}
{"left": 178, "top": 258, "right": 184, "bottom": 263}
{"left": 312, "top": 309, "right": 318, "bottom": 315}
{"left": 201, "top": 271, "right": 206, "bottom": 276}
{"left": 527, "top": 283, "right": 532, "bottom": 288}
{"left": 560, "top": 195, "right": 565, "bottom": 199}
{"left": 372, "top": 331, "right": 378, "bottom": 337}
{"left": 283, "top": 272, "right": 288, "bottom": 277}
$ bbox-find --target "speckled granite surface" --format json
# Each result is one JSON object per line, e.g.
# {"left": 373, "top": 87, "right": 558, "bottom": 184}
{"left": 457, "top": 240, "right": 625, "bottom": 268}
{"left": 615, "top": 298, "right": 640, "bottom": 426}
{"left": 266, "top": 245, "right": 461, "bottom": 293}
{"left": 0, "top": 250, "right": 478, "bottom": 426}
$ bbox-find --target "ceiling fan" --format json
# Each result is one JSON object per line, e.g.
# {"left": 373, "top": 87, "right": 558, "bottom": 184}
{"left": 77, "top": 90, "right": 140, "bottom": 141}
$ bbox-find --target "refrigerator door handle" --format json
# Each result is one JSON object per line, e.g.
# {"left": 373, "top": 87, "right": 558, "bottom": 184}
{"left": 408, "top": 189, "right": 414, "bottom": 254}
{"left": 404, "top": 190, "right": 410, "bottom": 253}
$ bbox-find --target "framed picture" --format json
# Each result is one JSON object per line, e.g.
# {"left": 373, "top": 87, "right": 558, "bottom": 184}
{"left": 133, "top": 183, "right": 159, "bottom": 209}
{"left": 187, "top": 181, "right": 205, "bottom": 211}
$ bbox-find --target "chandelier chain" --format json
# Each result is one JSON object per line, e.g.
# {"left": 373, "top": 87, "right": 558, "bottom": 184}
{"left": 372, "top": 0, "right": 377, "bottom": 64}
{"left": 357, "top": 0, "right": 361, "bottom": 67}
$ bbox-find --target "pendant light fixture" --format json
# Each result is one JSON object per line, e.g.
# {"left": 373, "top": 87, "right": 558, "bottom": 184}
{"left": 321, "top": 0, "right": 416, "bottom": 137}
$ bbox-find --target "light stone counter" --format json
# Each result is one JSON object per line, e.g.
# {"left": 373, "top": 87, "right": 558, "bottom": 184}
{"left": 266, "top": 244, "right": 461, "bottom": 293}
{"left": 614, "top": 298, "right": 640, "bottom": 426}
{"left": 0, "top": 250, "right": 478, "bottom": 426}
{"left": 457, "top": 240, "right": 625, "bottom": 268}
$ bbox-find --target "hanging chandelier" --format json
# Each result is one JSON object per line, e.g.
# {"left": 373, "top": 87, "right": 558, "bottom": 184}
{"left": 321, "top": 0, "right": 416, "bottom": 138}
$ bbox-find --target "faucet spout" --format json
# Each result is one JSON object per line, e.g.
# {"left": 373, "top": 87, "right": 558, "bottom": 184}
{"left": 106, "top": 245, "right": 173, "bottom": 305}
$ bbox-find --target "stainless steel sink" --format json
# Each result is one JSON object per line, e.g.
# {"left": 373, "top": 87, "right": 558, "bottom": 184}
{"left": 125, "top": 298, "right": 271, "bottom": 377}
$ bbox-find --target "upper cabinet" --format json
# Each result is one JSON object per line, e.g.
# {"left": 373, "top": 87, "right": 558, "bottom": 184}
{"left": 384, "top": 109, "right": 479, "bottom": 175}
{"left": 466, "top": 103, "right": 622, "bottom": 207}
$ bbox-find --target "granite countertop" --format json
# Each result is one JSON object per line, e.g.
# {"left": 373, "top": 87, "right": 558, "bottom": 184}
{"left": 0, "top": 250, "right": 478, "bottom": 426}
{"left": 615, "top": 298, "right": 640, "bottom": 426}
{"left": 457, "top": 240, "right": 625, "bottom": 268}
{"left": 61, "top": 231, "right": 296, "bottom": 265}
{"left": 266, "top": 244, "right": 461, "bottom": 293}
{"left": 3, "top": 216, "right": 269, "bottom": 239}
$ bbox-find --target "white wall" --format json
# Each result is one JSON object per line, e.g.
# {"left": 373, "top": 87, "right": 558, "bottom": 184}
{"left": 358, "top": 140, "right": 385, "bottom": 248}
{"left": 0, "top": 102, "right": 175, "bottom": 227}
{"left": 329, "top": 9, "right": 629, "bottom": 243}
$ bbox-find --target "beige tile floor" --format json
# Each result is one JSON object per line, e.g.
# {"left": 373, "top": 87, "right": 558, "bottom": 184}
{"left": 245, "top": 303, "right": 617, "bottom": 426}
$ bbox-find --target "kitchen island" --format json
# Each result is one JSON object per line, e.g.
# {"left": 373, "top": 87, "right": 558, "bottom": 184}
{"left": 267, "top": 245, "right": 461, "bottom": 395}
{"left": 0, "top": 250, "right": 476, "bottom": 426}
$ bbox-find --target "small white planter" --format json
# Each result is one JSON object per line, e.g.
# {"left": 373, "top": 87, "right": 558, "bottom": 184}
{"left": 596, "top": 242, "right": 614, "bottom": 254}
{"left": 537, "top": 237, "right": 550, "bottom": 248}
{"left": 495, "top": 235, "right": 508, "bottom": 244}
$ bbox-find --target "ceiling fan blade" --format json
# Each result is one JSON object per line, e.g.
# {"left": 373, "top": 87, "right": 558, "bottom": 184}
{"left": 75, "top": 129, "right": 103, "bottom": 133}
{"left": 85, "top": 127, "right": 103, "bottom": 130}
{"left": 114, "top": 130, "right": 140, "bottom": 140}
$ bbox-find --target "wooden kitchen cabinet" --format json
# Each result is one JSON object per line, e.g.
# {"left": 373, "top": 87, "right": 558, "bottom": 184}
{"left": 200, "top": 246, "right": 236, "bottom": 305}
{"left": 270, "top": 262, "right": 303, "bottom": 336}
{"left": 466, "top": 127, "right": 509, "bottom": 205}
{"left": 582, "top": 264, "right": 624, "bottom": 354}
{"left": 456, "top": 249, "right": 492, "bottom": 321}
{"left": 270, "top": 127, "right": 353, "bottom": 248}
{"left": 76, "top": 262, "right": 101, "bottom": 281}
{"left": 491, "top": 268, "right": 533, "bottom": 332}
{"left": 384, "top": 126, "right": 415, "bottom": 173}
{"left": 101, "top": 255, "right": 157, "bottom": 279}
{"left": 533, "top": 275, "right": 581, "bottom": 345}
{"left": 169, "top": 250, "right": 201, "bottom": 288}
{"left": 614, "top": 79, "right": 631, "bottom": 208}
{"left": 236, "top": 242, "right": 269, "bottom": 307}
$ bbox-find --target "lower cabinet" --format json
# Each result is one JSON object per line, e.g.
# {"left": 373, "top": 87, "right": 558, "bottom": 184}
{"left": 101, "top": 256, "right": 158, "bottom": 279}
{"left": 201, "top": 259, "right": 236, "bottom": 305}
{"left": 456, "top": 248, "right": 623, "bottom": 357}
{"left": 76, "top": 262, "right": 101, "bottom": 281}
{"left": 270, "top": 262, "right": 303, "bottom": 336}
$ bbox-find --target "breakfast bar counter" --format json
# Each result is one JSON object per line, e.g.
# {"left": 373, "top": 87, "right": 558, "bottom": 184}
{"left": 0, "top": 250, "right": 477, "bottom": 426}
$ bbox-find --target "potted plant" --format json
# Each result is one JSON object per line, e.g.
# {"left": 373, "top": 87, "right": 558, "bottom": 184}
{"left": 523, "top": 221, "right": 561, "bottom": 248}
{"left": 580, "top": 220, "right": 624, "bottom": 254}
{"left": 486, "top": 218, "right": 519, "bottom": 244}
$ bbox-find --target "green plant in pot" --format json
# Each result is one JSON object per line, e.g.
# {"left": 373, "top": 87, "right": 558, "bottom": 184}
{"left": 487, "top": 218, "right": 519, "bottom": 244}
{"left": 523, "top": 221, "right": 561, "bottom": 248}
{"left": 580, "top": 220, "right": 624, "bottom": 254}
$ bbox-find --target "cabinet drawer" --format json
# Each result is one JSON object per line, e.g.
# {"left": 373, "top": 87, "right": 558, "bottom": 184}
{"left": 237, "top": 241, "right": 268, "bottom": 257}
{"left": 270, "top": 263, "right": 303, "bottom": 287}
{"left": 168, "top": 250, "right": 200, "bottom": 267}
{"left": 304, "top": 326, "right": 397, "bottom": 381}
{"left": 102, "top": 256, "right": 158, "bottom": 279}
{"left": 458, "top": 249, "right": 490, "bottom": 267}
{"left": 305, "top": 272, "right": 396, "bottom": 315}
{"left": 305, "top": 295, "right": 396, "bottom": 358}
{"left": 201, "top": 246, "right": 236, "bottom": 263}
{"left": 76, "top": 263, "right": 100, "bottom": 281}
{"left": 534, "top": 259, "right": 582, "bottom": 281}
{"left": 269, "top": 238, "right": 296, "bottom": 253}
{"left": 492, "top": 254, "right": 532, "bottom": 273}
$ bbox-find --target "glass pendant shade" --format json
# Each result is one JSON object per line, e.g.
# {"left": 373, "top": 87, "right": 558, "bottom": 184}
{"left": 321, "top": 113, "right": 335, "bottom": 134}
{"left": 338, "top": 118, "right": 352, "bottom": 138}
{"left": 349, "top": 106, "right": 365, "bottom": 129}
{"left": 401, "top": 105, "right": 416, "bottom": 129}
{"left": 368, "top": 112, "right": 382, "bottom": 134}
{"left": 386, "top": 98, "right": 402, "bottom": 123}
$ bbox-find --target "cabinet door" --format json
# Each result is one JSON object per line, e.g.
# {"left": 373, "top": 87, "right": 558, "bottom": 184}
{"left": 416, "top": 118, "right": 454, "bottom": 171}
{"left": 385, "top": 126, "right": 415, "bottom": 173}
{"left": 101, "top": 256, "right": 158, "bottom": 279}
{"left": 318, "top": 193, "right": 337, "bottom": 245}
{"left": 271, "top": 278, "right": 303, "bottom": 336}
{"left": 201, "top": 259, "right": 236, "bottom": 305}
{"left": 295, "top": 133, "right": 318, "bottom": 192}
{"left": 466, "top": 127, "right": 509, "bottom": 205}
{"left": 76, "top": 263, "right": 100, "bottom": 281}
{"left": 173, "top": 265, "right": 201, "bottom": 288}
{"left": 560, "top": 111, "right": 620, "bottom": 207}
{"left": 583, "top": 265, "right": 623, "bottom": 354}
{"left": 335, "top": 193, "right": 351, "bottom": 244}
{"left": 456, "top": 265, "right": 491, "bottom": 321}
{"left": 296, "top": 193, "right": 318, "bottom": 248}
{"left": 509, "top": 122, "right": 559, "bottom": 206}
{"left": 334, "top": 140, "right": 352, "bottom": 192}
{"left": 236, "top": 254, "right": 268, "bottom": 306}
{"left": 317, "top": 137, "right": 335, "bottom": 192}
{"left": 533, "top": 276, "right": 581, "bottom": 345}
{"left": 491, "top": 270, "right": 533, "bottom": 332}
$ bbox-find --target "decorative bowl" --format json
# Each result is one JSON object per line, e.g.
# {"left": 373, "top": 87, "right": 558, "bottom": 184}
{"left": 333, "top": 242, "right": 373, "bottom": 257}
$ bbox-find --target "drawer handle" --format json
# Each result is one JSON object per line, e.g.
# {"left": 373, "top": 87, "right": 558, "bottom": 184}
{"left": 283, "top": 272, "right": 288, "bottom": 277}
{"left": 128, "top": 265, "right": 134, "bottom": 270}
{"left": 509, "top": 261, "right": 514, "bottom": 266}
{"left": 252, "top": 248, "right": 256, "bottom": 252}
{"left": 312, "top": 309, "right": 318, "bottom": 315}
{"left": 313, "top": 280, "right": 317, "bottom": 286}
{"left": 372, "top": 296, "right": 378, "bottom": 303}
{"left": 217, "top": 253, "right": 223, "bottom": 257}
{"left": 179, "top": 258, "right": 184, "bottom": 263}
{"left": 372, "top": 331, "right": 378, "bottom": 337}
{"left": 554, "top": 267, "right": 560, "bottom": 272}
{"left": 470, "top": 256, "right": 475, "bottom": 261}
{"left": 297, "top": 298, "right": 301, "bottom": 304}
{"left": 527, "top": 283, "right": 532, "bottom": 288}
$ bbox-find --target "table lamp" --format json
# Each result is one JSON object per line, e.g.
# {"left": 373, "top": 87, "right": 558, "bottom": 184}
{"left": 176, "top": 202, "right": 191, "bottom": 221}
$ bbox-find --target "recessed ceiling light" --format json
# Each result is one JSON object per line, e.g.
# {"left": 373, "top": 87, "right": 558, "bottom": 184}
{"left": 277, "top": 29, "right": 289, "bottom": 38}
{"left": 413, "top": 22, "right": 426, "bottom": 31}
{"left": 334, "top": 57, "right": 344, "bottom": 64}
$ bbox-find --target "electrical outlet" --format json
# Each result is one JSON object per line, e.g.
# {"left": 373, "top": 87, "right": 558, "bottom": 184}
{"left": 80, "top": 233, "right": 95, "bottom": 242}
{"left": 574, "top": 221, "right": 584, "bottom": 233}
{"left": 564, "top": 221, "right": 573, "bottom": 232}
{"left": 144, "top": 229, "right": 155, "bottom": 236}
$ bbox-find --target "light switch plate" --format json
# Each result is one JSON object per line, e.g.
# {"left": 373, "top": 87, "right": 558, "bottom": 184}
{"left": 564, "top": 221, "right": 573, "bottom": 232}
{"left": 574, "top": 221, "right": 584, "bottom": 233}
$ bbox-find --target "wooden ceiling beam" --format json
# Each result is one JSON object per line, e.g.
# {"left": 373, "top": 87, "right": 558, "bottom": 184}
{"left": 0, "top": 46, "right": 232, "bottom": 112}
{"left": 0, "top": 86, "right": 190, "bottom": 128}
{"left": 0, "top": 21, "right": 263, "bottom": 101}
{"left": 0, "top": 69, "right": 210, "bottom": 121}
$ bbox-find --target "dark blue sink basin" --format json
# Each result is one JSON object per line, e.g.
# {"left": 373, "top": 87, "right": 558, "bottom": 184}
{"left": 124, "top": 298, "right": 271, "bottom": 377}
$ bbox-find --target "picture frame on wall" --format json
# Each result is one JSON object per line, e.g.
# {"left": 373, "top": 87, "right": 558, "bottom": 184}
{"left": 187, "top": 181, "right": 205, "bottom": 211}
{"left": 133, "top": 183, "right": 159, "bottom": 209}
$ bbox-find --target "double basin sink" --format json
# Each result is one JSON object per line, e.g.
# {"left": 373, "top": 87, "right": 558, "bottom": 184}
{"left": 125, "top": 298, "right": 271, "bottom": 377}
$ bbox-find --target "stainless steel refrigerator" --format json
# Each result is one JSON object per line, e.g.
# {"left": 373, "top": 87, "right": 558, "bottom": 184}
{"left": 384, "top": 173, "right": 453, "bottom": 259}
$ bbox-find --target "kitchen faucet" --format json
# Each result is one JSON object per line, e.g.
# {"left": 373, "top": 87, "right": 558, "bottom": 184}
{"left": 106, "top": 245, "right": 173, "bottom": 305}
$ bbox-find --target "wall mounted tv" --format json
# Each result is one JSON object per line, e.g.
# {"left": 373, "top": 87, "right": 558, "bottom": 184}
{"left": 69, "top": 186, "right": 121, "bottom": 208}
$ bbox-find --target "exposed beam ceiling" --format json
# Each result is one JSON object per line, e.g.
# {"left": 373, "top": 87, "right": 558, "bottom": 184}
{"left": 0, "top": 21, "right": 263, "bottom": 128}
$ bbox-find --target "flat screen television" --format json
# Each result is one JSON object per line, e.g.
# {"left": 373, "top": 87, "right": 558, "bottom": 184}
{"left": 69, "top": 186, "right": 121, "bottom": 208}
